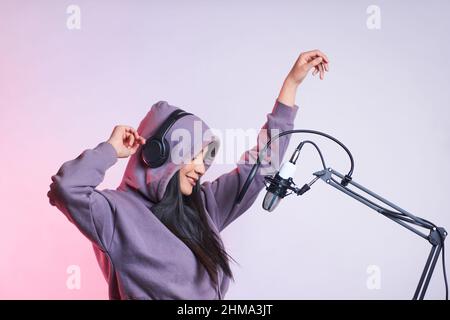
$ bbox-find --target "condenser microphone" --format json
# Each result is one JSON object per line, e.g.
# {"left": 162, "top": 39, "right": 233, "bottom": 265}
{"left": 236, "top": 139, "right": 315, "bottom": 207}
{"left": 262, "top": 161, "right": 297, "bottom": 212}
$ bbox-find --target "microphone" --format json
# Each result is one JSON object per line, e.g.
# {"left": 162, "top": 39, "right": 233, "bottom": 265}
{"left": 262, "top": 161, "right": 297, "bottom": 212}
{"left": 235, "top": 137, "right": 322, "bottom": 208}
{"left": 262, "top": 144, "right": 316, "bottom": 212}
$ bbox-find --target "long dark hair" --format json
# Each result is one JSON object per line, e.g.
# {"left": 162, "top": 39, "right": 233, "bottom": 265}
{"left": 151, "top": 170, "right": 236, "bottom": 286}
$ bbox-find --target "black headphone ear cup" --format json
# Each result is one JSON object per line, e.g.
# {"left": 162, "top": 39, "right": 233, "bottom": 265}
{"left": 141, "top": 138, "right": 170, "bottom": 168}
{"left": 158, "top": 137, "right": 171, "bottom": 167}
{"left": 141, "top": 108, "right": 192, "bottom": 168}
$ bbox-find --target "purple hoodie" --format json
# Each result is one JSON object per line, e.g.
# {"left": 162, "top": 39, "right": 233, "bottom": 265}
{"left": 48, "top": 99, "right": 298, "bottom": 299}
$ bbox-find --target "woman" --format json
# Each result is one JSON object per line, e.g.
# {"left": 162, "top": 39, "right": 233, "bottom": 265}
{"left": 47, "top": 50, "right": 329, "bottom": 299}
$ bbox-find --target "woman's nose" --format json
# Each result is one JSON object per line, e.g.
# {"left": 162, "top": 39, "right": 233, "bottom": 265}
{"left": 194, "top": 162, "right": 206, "bottom": 176}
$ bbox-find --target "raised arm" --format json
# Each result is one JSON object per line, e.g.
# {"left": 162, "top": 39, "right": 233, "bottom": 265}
{"left": 47, "top": 125, "right": 146, "bottom": 251}
{"left": 201, "top": 49, "right": 330, "bottom": 232}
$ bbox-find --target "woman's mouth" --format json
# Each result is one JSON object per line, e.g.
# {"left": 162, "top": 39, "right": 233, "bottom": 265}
{"left": 187, "top": 176, "right": 197, "bottom": 186}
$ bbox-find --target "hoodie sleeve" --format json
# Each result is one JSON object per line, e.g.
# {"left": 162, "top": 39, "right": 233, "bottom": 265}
{"left": 47, "top": 141, "right": 118, "bottom": 251}
{"left": 201, "top": 99, "right": 299, "bottom": 232}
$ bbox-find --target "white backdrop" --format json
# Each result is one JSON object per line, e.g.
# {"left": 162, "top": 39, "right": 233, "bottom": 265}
{"left": 0, "top": 0, "right": 449, "bottom": 299}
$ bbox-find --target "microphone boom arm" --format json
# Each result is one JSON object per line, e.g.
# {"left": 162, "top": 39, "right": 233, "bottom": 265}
{"left": 235, "top": 128, "right": 448, "bottom": 299}
{"left": 313, "top": 167, "right": 447, "bottom": 300}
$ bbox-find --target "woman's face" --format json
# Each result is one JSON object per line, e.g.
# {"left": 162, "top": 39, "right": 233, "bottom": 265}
{"left": 179, "top": 147, "right": 207, "bottom": 196}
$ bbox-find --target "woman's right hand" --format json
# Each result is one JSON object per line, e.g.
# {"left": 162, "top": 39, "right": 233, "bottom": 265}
{"left": 107, "top": 125, "right": 146, "bottom": 158}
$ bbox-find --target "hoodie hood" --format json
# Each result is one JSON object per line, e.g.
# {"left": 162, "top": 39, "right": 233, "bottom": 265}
{"left": 118, "top": 100, "right": 220, "bottom": 203}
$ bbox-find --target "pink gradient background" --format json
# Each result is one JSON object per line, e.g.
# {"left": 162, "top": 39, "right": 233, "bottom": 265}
{"left": 1, "top": 1, "right": 449, "bottom": 299}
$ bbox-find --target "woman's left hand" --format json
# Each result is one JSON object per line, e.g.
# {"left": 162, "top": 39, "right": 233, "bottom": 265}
{"left": 286, "top": 49, "right": 330, "bottom": 85}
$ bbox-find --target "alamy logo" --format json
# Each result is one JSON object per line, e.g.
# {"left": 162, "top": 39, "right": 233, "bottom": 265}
{"left": 366, "top": 5, "right": 381, "bottom": 30}
{"left": 169, "top": 121, "right": 282, "bottom": 175}
{"left": 66, "top": 265, "right": 81, "bottom": 290}
{"left": 66, "top": 5, "right": 81, "bottom": 30}
{"left": 366, "top": 265, "right": 381, "bottom": 290}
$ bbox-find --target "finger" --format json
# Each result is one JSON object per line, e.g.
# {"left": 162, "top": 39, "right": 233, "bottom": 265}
{"left": 133, "top": 136, "right": 143, "bottom": 147}
{"left": 302, "top": 49, "right": 320, "bottom": 59}
{"left": 303, "top": 50, "right": 329, "bottom": 64}
{"left": 130, "top": 139, "right": 143, "bottom": 153}
{"left": 126, "top": 133, "right": 135, "bottom": 147}
{"left": 133, "top": 130, "right": 140, "bottom": 141}
{"left": 133, "top": 135, "right": 145, "bottom": 147}
{"left": 317, "top": 50, "right": 329, "bottom": 64}
{"left": 307, "top": 56, "right": 323, "bottom": 71}
{"left": 132, "top": 130, "right": 146, "bottom": 144}
{"left": 126, "top": 128, "right": 137, "bottom": 137}
{"left": 125, "top": 127, "right": 139, "bottom": 139}
{"left": 319, "top": 63, "right": 324, "bottom": 80}
{"left": 312, "top": 50, "right": 329, "bottom": 64}
{"left": 131, "top": 130, "right": 144, "bottom": 145}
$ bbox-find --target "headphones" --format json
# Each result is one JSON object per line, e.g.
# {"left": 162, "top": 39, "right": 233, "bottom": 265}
{"left": 141, "top": 108, "right": 193, "bottom": 168}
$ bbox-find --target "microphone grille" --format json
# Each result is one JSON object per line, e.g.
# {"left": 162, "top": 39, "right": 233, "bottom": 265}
{"left": 262, "top": 191, "right": 282, "bottom": 212}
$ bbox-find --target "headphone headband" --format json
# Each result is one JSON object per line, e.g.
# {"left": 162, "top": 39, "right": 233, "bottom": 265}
{"left": 141, "top": 108, "right": 193, "bottom": 168}
{"left": 153, "top": 109, "right": 192, "bottom": 140}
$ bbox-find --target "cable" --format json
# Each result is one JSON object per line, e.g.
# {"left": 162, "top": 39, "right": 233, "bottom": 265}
{"left": 298, "top": 137, "right": 448, "bottom": 300}
{"left": 237, "top": 128, "right": 447, "bottom": 299}
{"left": 295, "top": 140, "right": 327, "bottom": 169}
{"left": 236, "top": 129, "right": 353, "bottom": 204}
{"left": 443, "top": 243, "right": 448, "bottom": 300}
{"left": 257, "top": 129, "right": 354, "bottom": 177}
{"left": 291, "top": 136, "right": 447, "bottom": 299}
